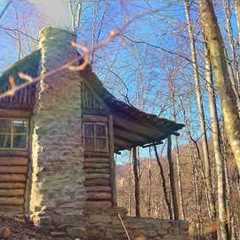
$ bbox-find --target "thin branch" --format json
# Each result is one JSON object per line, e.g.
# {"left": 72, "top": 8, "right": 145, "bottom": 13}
{"left": 0, "top": 0, "right": 12, "bottom": 20}
{"left": 0, "top": 25, "right": 39, "bottom": 42}
{"left": 123, "top": 35, "right": 194, "bottom": 64}
{"left": 118, "top": 213, "right": 131, "bottom": 240}
{"left": 0, "top": 9, "right": 160, "bottom": 99}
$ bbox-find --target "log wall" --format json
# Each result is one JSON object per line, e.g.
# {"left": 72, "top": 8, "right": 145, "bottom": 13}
{"left": 0, "top": 155, "right": 29, "bottom": 216}
{"left": 84, "top": 154, "right": 112, "bottom": 208}
{"left": 82, "top": 114, "right": 116, "bottom": 209}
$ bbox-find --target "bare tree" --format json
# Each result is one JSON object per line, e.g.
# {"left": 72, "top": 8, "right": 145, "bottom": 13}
{"left": 184, "top": 0, "right": 216, "bottom": 220}
{"left": 168, "top": 67, "right": 185, "bottom": 219}
{"left": 167, "top": 135, "right": 179, "bottom": 220}
{"left": 235, "top": 0, "right": 240, "bottom": 41}
{"left": 69, "top": 0, "right": 82, "bottom": 32}
{"left": 153, "top": 145, "right": 173, "bottom": 219}
{"left": 205, "top": 47, "right": 229, "bottom": 240}
{"left": 199, "top": 0, "right": 240, "bottom": 175}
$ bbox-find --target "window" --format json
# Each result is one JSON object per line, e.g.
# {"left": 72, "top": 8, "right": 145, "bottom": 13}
{"left": 83, "top": 122, "right": 108, "bottom": 152}
{"left": 0, "top": 119, "right": 28, "bottom": 150}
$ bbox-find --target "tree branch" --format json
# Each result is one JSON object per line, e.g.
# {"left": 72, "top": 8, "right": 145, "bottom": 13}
{"left": 0, "top": 0, "right": 12, "bottom": 20}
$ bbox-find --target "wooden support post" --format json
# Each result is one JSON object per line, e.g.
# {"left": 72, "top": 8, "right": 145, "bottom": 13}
{"left": 132, "top": 146, "right": 141, "bottom": 217}
{"left": 109, "top": 115, "right": 117, "bottom": 207}
{"left": 167, "top": 135, "right": 179, "bottom": 220}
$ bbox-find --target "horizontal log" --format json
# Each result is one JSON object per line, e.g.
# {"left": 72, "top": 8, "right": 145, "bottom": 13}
{"left": 0, "top": 158, "right": 28, "bottom": 166}
{"left": 0, "top": 109, "right": 31, "bottom": 118}
{"left": 0, "top": 183, "right": 25, "bottom": 189}
{"left": 84, "top": 154, "right": 111, "bottom": 159}
{"left": 84, "top": 157, "right": 110, "bottom": 163}
{"left": 83, "top": 115, "right": 108, "bottom": 122}
{"left": 0, "top": 166, "right": 28, "bottom": 174}
{"left": 0, "top": 205, "right": 24, "bottom": 211}
{"left": 85, "top": 201, "right": 112, "bottom": 208}
{"left": 87, "top": 192, "right": 112, "bottom": 200}
{"left": 86, "top": 186, "right": 112, "bottom": 192}
{"left": 85, "top": 173, "right": 110, "bottom": 180}
{"left": 83, "top": 162, "right": 110, "bottom": 169}
{"left": 0, "top": 189, "right": 24, "bottom": 197}
{"left": 85, "top": 168, "right": 110, "bottom": 174}
{"left": 0, "top": 206, "right": 24, "bottom": 216}
{"left": 85, "top": 179, "right": 110, "bottom": 187}
{"left": 0, "top": 174, "right": 26, "bottom": 182}
{"left": 0, "top": 197, "right": 24, "bottom": 205}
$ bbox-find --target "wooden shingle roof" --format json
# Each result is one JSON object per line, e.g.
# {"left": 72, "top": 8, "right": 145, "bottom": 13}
{"left": 0, "top": 50, "right": 40, "bottom": 110}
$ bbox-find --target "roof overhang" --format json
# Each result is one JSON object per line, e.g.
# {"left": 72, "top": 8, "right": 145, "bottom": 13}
{"left": 112, "top": 109, "right": 184, "bottom": 152}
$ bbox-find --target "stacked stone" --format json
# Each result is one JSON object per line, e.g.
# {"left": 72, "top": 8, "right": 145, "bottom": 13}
{"left": 30, "top": 27, "right": 86, "bottom": 234}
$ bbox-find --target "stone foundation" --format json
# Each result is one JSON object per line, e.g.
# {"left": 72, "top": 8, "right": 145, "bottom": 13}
{"left": 37, "top": 207, "right": 189, "bottom": 240}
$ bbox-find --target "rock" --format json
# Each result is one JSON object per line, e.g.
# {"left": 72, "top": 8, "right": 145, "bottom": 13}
{"left": 1, "top": 227, "right": 12, "bottom": 239}
{"left": 67, "top": 226, "right": 86, "bottom": 238}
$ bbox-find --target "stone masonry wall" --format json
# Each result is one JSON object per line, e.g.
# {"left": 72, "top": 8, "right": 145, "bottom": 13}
{"left": 124, "top": 217, "right": 189, "bottom": 240}
{"left": 76, "top": 207, "right": 189, "bottom": 240}
{"left": 39, "top": 207, "right": 189, "bottom": 240}
{"left": 30, "top": 27, "right": 86, "bottom": 235}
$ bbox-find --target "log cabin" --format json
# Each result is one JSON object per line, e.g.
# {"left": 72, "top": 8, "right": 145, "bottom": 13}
{"left": 0, "top": 27, "right": 187, "bottom": 239}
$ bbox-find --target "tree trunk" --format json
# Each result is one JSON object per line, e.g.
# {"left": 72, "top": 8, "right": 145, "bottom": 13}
{"left": 205, "top": 47, "right": 229, "bottom": 240}
{"left": 199, "top": 0, "right": 240, "bottom": 175}
{"left": 184, "top": 0, "right": 216, "bottom": 220}
{"left": 235, "top": 0, "right": 240, "bottom": 41}
{"left": 223, "top": 0, "right": 240, "bottom": 107}
{"left": 168, "top": 73, "right": 185, "bottom": 219}
{"left": 175, "top": 138, "right": 185, "bottom": 219}
{"left": 132, "top": 147, "right": 140, "bottom": 217}
{"left": 167, "top": 135, "right": 179, "bottom": 220}
{"left": 147, "top": 156, "right": 152, "bottom": 217}
{"left": 153, "top": 145, "right": 173, "bottom": 219}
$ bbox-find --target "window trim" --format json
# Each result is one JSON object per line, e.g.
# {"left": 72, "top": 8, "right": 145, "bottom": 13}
{"left": 0, "top": 118, "right": 29, "bottom": 151}
{"left": 83, "top": 121, "right": 109, "bottom": 153}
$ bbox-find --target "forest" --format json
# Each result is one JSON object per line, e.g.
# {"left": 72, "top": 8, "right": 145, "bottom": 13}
{"left": 0, "top": 0, "right": 240, "bottom": 240}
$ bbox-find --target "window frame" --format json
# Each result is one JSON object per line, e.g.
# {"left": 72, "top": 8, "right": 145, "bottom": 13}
{"left": 83, "top": 121, "right": 109, "bottom": 153}
{"left": 0, "top": 118, "right": 29, "bottom": 151}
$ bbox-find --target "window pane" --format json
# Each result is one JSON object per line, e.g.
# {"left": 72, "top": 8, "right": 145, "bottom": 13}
{"left": 96, "top": 124, "right": 106, "bottom": 137}
{"left": 84, "top": 124, "right": 94, "bottom": 137}
{"left": 12, "top": 135, "right": 27, "bottom": 149}
{"left": 12, "top": 120, "right": 28, "bottom": 134}
{"left": 0, "top": 134, "right": 11, "bottom": 148}
{"left": 96, "top": 138, "right": 107, "bottom": 151}
{"left": 0, "top": 119, "right": 11, "bottom": 133}
{"left": 84, "top": 137, "right": 94, "bottom": 151}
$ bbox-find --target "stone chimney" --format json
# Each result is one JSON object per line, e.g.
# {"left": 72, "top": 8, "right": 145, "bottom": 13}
{"left": 30, "top": 27, "right": 86, "bottom": 232}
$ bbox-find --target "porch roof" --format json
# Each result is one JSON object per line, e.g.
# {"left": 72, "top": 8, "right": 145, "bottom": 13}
{"left": 81, "top": 69, "right": 184, "bottom": 151}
